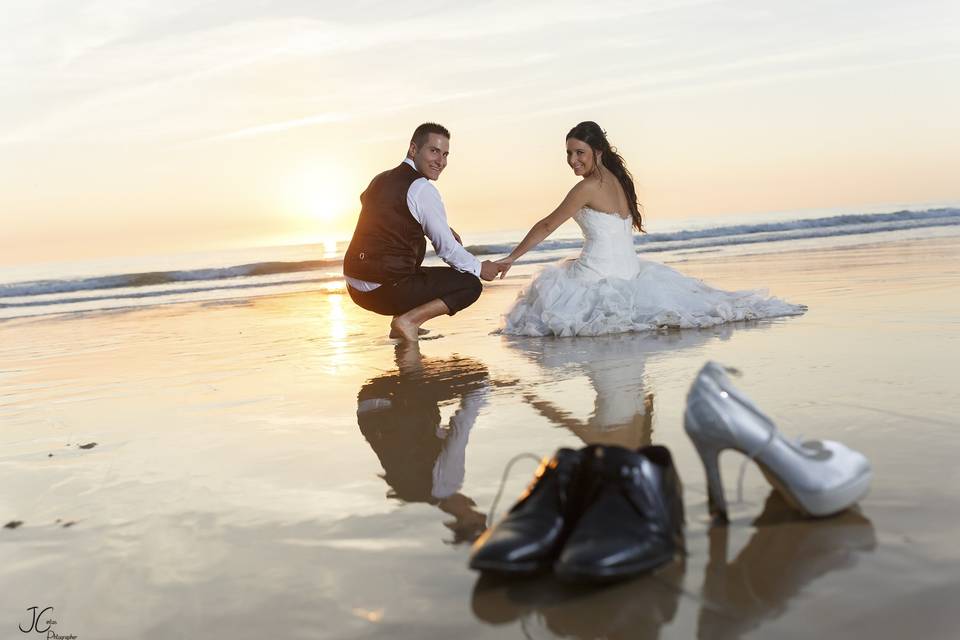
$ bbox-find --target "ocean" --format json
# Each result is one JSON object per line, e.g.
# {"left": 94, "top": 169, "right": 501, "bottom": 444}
{"left": 2, "top": 207, "right": 958, "bottom": 321}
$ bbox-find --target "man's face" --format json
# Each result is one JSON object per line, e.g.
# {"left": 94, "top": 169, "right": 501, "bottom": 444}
{"left": 408, "top": 133, "right": 449, "bottom": 180}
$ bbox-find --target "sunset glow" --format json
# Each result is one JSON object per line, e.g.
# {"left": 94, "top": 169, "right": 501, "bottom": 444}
{"left": 284, "top": 164, "right": 356, "bottom": 228}
{"left": 0, "top": 1, "right": 957, "bottom": 266}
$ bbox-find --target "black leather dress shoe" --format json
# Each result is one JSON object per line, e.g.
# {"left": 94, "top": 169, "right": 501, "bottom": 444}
{"left": 555, "top": 445, "right": 684, "bottom": 582}
{"left": 469, "top": 448, "right": 584, "bottom": 574}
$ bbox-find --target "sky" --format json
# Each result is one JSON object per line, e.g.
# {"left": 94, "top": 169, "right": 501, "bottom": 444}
{"left": 1, "top": 0, "right": 958, "bottom": 265}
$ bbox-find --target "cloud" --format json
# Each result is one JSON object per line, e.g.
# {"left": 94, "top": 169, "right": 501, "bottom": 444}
{"left": 0, "top": 0, "right": 956, "bottom": 148}
{"left": 192, "top": 89, "right": 498, "bottom": 146}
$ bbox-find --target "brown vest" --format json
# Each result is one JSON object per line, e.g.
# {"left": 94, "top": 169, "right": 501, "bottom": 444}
{"left": 343, "top": 162, "right": 427, "bottom": 284}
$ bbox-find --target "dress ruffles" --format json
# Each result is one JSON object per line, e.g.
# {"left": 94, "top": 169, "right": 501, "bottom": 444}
{"left": 500, "top": 257, "right": 805, "bottom": 337}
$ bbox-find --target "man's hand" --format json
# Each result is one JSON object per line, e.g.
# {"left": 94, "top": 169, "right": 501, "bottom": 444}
{"left": 450, "top": 227, "right": 463, "bottom": 245}
{"left": 480, "top": 260, "right": 505, "bottom": 281}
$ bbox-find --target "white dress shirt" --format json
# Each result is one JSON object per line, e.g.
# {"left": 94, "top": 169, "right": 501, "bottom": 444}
{"left": 345, "top": 158, "right": 482, "bottom": 291}
{"left": 431, "top": 387, "right": 487, "bottom": 500}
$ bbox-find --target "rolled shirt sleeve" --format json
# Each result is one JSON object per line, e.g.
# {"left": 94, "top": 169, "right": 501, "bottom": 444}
{"left": 407, "top": 179, "right": 482, "bottom": 277}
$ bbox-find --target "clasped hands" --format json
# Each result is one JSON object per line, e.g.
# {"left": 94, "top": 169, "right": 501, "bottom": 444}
{"left": 479, "top": 258, "right": 515, "bottom": 281}
{"left": 453, "top": 228, "right": 514, "bottom": 282}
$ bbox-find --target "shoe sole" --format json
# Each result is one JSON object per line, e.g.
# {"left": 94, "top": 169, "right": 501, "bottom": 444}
{"left": 468, "top": 557, "right": 549, "bottom": 575}
{"left": 553, "top": 549, "right": 676, "bottom": 583}
{"left": 760, "top": 465, "right": 873, "bottom": 518}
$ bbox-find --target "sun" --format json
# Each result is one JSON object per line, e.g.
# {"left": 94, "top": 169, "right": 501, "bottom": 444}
{"left": 285, "top": 163, "right": 356, "bottom": 227}
{"left": 310, "top": 198, "right": 338, "bottom": 221}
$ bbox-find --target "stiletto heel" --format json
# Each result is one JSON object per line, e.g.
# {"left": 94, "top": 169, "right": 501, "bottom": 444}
{"left": 684, "top": 362, "right": 872, "bottom": 519}
{"left": 685, "top": 408, "right": 729, "bottom": 522}
{"left": 696, "top": 440, "right": 729, "bottom": 524}
{"left": 671, "top": 477, "right": 688, "bottom": 552}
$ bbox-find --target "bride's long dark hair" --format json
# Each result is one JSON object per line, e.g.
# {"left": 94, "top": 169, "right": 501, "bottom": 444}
{"left": 566, "top": 121, "right": 644, "bottom": 232}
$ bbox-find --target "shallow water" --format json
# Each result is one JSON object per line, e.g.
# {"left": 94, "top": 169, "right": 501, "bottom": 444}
{"left": 1, "top": 236, "right": 959, "bottom": 639}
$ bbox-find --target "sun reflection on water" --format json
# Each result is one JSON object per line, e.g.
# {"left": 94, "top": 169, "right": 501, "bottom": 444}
{"left": 322, "top": 237, "right": 338, "bottom": 257}
{"left": 324, "top": 294, "right": 349, "bottom": 375}
{"left": 321, "top": 281, "right": 345, "bottom": 293}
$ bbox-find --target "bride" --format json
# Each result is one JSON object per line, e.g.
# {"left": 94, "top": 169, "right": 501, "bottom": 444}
{"left": 495, "top": 121, "right": 805, "bottom": 337}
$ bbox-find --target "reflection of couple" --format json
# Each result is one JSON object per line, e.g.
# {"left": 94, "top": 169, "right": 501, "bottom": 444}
{"left": 356, "top": 343, "right": 490, "bottom": 543}
{"left": 355, "top": 331, "right": 700, "bottom": 544}
{"left": 355, "top": 336, "right": 658, "bottom": 544}
{"left": 344, "top": 121, "right": 803, "bottom": 340}
{"left": 513, "top": 332, "right": 659, "bottom": 451}
{"left": 510, "top": 328, "right": 736, "bottom": 450}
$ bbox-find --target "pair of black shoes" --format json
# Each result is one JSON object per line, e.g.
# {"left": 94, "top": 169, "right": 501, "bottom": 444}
{"left": 469, "top": 444, "right": 684, "bottom": 582}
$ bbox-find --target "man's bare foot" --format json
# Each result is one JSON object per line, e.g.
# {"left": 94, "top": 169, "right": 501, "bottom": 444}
{"left": 387, "top": 300, "right": 447, "bottom": 340}
{"left": 389, "top": 322, "right": 430, "bottom": 339}
{"left": 389, "top": 317, "right": 420, "bottom": 341}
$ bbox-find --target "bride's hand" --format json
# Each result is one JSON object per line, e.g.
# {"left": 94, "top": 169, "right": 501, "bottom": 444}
{"left": 494, "top": 258, "right": 514, "bottom": 279}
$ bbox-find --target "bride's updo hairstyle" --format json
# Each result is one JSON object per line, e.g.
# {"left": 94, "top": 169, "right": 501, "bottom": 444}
{"left": 566, "top": 121, "right": 644, "bottom": 232}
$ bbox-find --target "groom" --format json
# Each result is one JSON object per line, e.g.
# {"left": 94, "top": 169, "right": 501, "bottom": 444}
{"left": 343, "top": 122, "right": 503, "bottom": 341}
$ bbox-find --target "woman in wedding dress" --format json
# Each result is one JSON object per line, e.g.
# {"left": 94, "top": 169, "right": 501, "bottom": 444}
{"left": 495, "top": 122, "right": 805, "bottom": 337}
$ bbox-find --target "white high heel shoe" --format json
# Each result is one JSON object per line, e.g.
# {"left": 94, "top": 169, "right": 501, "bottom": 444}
{"left": 684, "top": 362, "right": 872, "bottom": 522}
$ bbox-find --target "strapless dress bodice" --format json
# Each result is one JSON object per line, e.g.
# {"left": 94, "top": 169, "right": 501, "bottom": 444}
{"left": 570, "top": 207, "right": 641, "bottom": 280}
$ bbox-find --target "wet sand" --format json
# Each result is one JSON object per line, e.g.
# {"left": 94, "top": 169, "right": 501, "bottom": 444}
{"left": 2, "top": 235, "right": 959, "bottom": 639}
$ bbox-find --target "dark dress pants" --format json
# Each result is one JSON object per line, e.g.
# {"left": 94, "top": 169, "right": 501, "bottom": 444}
{"left": 347, "top": 267, "right": 482, "bottom": 316}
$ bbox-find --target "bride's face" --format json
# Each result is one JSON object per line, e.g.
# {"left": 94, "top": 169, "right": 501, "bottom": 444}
{"left": 566, "top": 138, "right": 598, "bottom": 177}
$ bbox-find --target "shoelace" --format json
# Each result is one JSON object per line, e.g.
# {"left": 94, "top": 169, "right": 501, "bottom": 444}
{"left": 486, "top": 452, "right": 543, "bottom": 527}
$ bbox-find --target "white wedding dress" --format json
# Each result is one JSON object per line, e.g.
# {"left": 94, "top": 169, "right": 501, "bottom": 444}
{"left": 500, "top": 207, "right": 805, "bottom": 337}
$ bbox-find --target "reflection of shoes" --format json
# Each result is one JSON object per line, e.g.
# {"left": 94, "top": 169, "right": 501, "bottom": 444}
{"left": 470, "top": 448, "right": 583, "bottom": 575}
{"left": 471, "top": 561, "right": 684, "bottom": 638}
{"left": 555, "top": 445, "right": 685, "bottom": 582}
{"left": 545, "top": 562, "right": 683, "bottom": 639}
{"left": 469, "top": 573, "right": 530, "bottom": 625}
{"left": 684, "top": 362, "right": 872, "bottom": 522}
{"left": 698, "top": 491, "right": 876, "bottom": 639}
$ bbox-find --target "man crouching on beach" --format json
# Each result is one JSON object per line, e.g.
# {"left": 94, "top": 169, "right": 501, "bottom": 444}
{"left": 343, "top": 122, "right": 504, "bottom": 341}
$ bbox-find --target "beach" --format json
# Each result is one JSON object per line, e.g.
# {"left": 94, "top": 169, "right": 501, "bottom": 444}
{"left": 2, "top": 233, "right": 960, "bottom": 639}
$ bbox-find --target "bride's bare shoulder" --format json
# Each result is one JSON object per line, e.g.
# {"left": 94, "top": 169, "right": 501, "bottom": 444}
{"left": 568, "top": 176, "right": 601, "bottom": 199}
